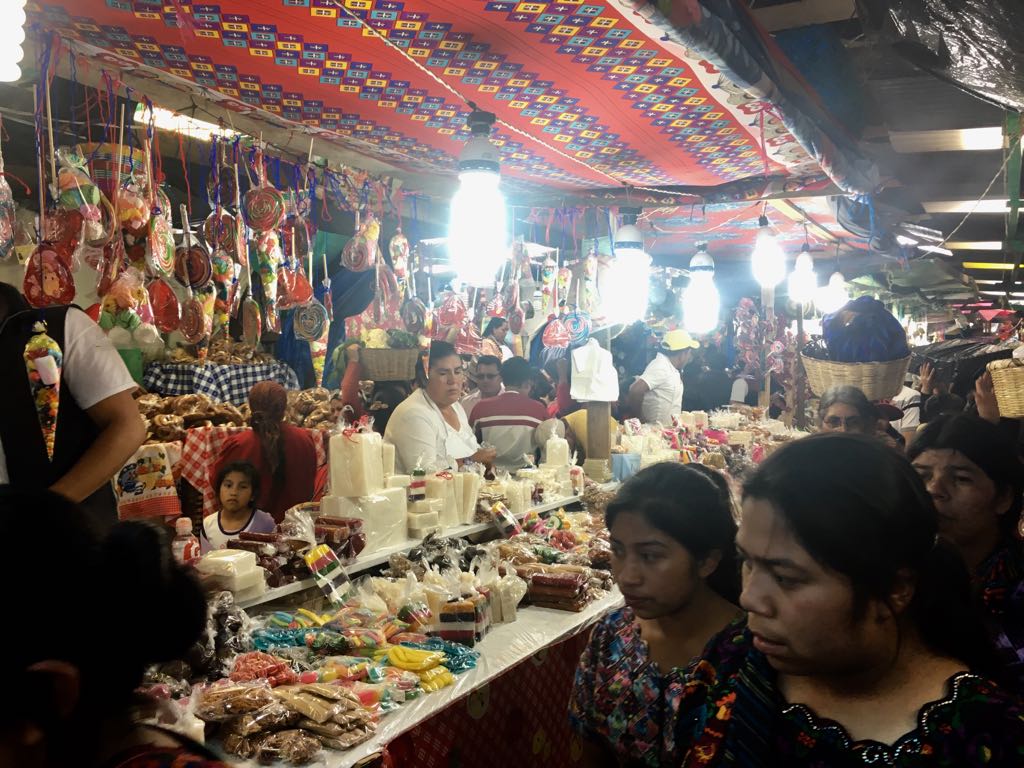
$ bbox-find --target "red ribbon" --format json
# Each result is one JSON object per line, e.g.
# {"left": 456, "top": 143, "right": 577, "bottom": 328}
{"left": 435, "top": 471, "right": 453, "bottom": 480}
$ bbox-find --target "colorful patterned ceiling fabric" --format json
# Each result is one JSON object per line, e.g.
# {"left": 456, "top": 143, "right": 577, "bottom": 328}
{"left": 31, "top": 0, "right": 873, "bottom": 197}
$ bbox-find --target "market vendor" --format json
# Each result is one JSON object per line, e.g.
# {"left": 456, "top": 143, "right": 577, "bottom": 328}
{"left": 0, "top": 282, "right": 145, "bottom": 528}
{"left": 627, "top": 329, "right": 699, "bottom": 424}
{"left": 211, "top": 380, "right": 324, "bottom": 522}
{"left": 385, "top": 341, "right": 496, "bottom": 473}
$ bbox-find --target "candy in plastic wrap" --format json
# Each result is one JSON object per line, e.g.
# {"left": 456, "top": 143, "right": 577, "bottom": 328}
{"left": 230, "top": 651, "right": 298, "bottom": 687}
{"left": 303, "top": 544, "right": 351, "bottom": 606}
{"left": 23, "top": 322, "right": 62, "bottom": 461}
{"left": 233, "top": 702, "right": 302, "bottom": 736}
{"left": 272, "top": 687, "right": 343, "bottom": 724}
{"left": 253, "top": 728, "right": 321, "bottom": 765}
{"left": 195, "top": 683, "right": 277, "bottom": 722}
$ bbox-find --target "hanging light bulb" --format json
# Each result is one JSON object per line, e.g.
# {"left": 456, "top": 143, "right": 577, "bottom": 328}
{"left": 752, "top": 214, "right": 787, "bottom": 288}
{"left": 683, "top": 243, "right": 720, "bottom": 335}
{"left": 601, "top": 213, "right": 650, "bottom": 324}
{"left": 448, "top": 107, "right": 507, "bottom": 287}
{"left": 0, "top": 0, "right": 27, "bottom": 83}
{"left": 816, "top": 271, "right": 849, "bottom": 313}
{"left": 787, "top": 246, "right": 818, "bottom": 305}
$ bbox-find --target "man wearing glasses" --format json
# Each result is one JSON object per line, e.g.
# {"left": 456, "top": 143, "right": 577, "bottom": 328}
{"left": 462, "top": 355, "right": 503, "bottom": 415}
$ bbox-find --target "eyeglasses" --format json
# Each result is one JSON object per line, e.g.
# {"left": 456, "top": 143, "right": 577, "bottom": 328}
{"left": 477, "top": 373, "right": 500, "bottom": 380}
{"left": 823, "top": 415, "right": 864, "bottom": 431}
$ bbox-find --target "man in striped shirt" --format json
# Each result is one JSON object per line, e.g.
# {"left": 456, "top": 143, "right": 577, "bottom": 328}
{"left": 469, "top": 357, "right": 548, "bottom": 473}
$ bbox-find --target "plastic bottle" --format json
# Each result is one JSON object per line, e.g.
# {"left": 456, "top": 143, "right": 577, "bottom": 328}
{"left": 172, "top": 517, "right": 201, "bottom": 566}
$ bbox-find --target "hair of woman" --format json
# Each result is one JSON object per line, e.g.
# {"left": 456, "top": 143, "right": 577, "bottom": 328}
{"left": 247, "top": 380, "right": 288, "bottom": 484}
{"left": 817, "top": 384, "right": 876, "bottom": 426}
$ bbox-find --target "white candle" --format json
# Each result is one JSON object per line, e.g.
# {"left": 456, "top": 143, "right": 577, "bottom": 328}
{"left": 546, "top": 436, "right": 570, "bottom": 467}
{"left": 329, "top": 431, "right": 384, "bottom": 497}
{"left": 381, "top": 443, "right": 396, "bottom": 477}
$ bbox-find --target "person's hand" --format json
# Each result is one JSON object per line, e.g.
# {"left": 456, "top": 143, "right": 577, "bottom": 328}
{"left": 472, "top": 446, "right": 497, "bottom": 465}
{"left": 975, "top": 372, "right": 1001, "bottom": 424}
{"left": 918, "top": 362, "right": 935, "bottom": 395}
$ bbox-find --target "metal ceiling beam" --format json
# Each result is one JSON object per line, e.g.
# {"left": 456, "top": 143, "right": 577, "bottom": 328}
{"left": 751, "top": 0, "right": 856, "bottom": 32}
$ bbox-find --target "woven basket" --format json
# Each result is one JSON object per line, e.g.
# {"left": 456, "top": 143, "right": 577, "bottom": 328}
{"left": 988, "top": 362, "right": 1024, "bottom": 418}
{"left": 78, "top": 142, "right": 147, "bottom": 198}
{"left": 801, "top": 354, "right": 911, "bottom": 401}
{"left": 360, "top": 348, "right": 421, "bottom": 381}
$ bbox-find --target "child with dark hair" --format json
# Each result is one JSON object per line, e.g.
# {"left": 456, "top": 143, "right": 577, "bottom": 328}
{"left": 0, "top": 486, "right": 225, "bottom": 767}
{"left": 200, "top": 460, "right": 276, "bottom": 553}
{"left": 570, "top": 462, "right": 741, "bottom": 767}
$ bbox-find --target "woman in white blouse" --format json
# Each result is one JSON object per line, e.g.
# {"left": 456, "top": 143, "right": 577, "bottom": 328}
{"left": 385, "top": 341, "right": 497, "bottom": 473}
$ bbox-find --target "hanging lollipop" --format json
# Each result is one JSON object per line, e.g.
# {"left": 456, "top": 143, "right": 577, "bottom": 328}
{"left": 203, "top": 209, "right": 237, "bottom": 252}
{"left": 320, "top": 252, "right": 333, "bottom": 321}
{"left": 0, "top": 122, "right": 16, "bottom": 261}
{"left": 563, "top": 310, "right": 591, "bottom": 347}
{"left": 485, "top": 293, "right": 505, "bottom": 318}
{"left": 255, "top": 229, "right": 284, "bottom": 332}
{"left": 43, "top": 208, "right": 84, "bottom": 266}
{"left": 177, "top": 205, "right": 208, "bottom": 346}
{"left": 242, "top": 185, "right": 286, "bottom": 231}
{"left": 294, "top": 300, "right": 329, "bottom": 342}
{"left": 174, "top": 224, "right": 212, "bottom": 290}
{"left": 542, "top": 317, "right": 570, "bottom": 349}
{"left": 148, "top": 277, "right": 181, "bottom": 333}
{"left": 508, "top": 303, "right": 526, "bottom": 335}
{"left": 341, "top": 211, "right": 378, "bottom": 272}
{"left": 277, "top": 263, "right": 314, "bottom": 310}
{"left": 389, "top": 227, "right": 409, "bottom": 280}
{"left": 241, "top": 295, "right": 262, "bottom": 347}
{"left": 281, "top": 214, "right": 311, "bottom": 263}
{"left": 146, "top": 212, "right": 175, "bottom": 277}
{"left": 24, "top": 243, "right": 75, "bottom": 308}
{"left": 455, "top": 321, "right": 483, "bottom": 356}
{"left": 401, "top": 297, "right": 427, "bottom": 335}
{"left": 436, "top": 292, "right": 467, "bottom": 328}
{"left": 210, "top": 248, "right": 235, "bottom": 336}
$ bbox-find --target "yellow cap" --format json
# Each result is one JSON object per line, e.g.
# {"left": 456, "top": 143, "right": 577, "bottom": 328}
{"left": 661, "top": 329, "right": 700, "bottom": 352}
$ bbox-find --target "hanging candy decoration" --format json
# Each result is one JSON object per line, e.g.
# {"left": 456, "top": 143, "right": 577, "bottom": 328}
{"left": 388, "top": 227, "right": 409, "bottom": 280}
{"left": 277, "top": 261, "right": 314, "bottom": 310}
{"left": 401, "top": 297, "right": 427, "bottom": 335}
{"left": 23, "top": 321, "right": 63, "bottom": 461}
{"left": 563, "top": 310, "right": 591, "bottom": 347}
{"left": 174, "top": 233, "right": 213, "bottom": 289}
{"left": 210, "top": 248, "right": 235, "bottom": 336}
{"left": 194, "top": 285, "right": 216, "bottom": 363}
{"left": 44, "top": 208, "right": 84, "bottom": 266}
{"left": 542, "top": 317, "right": 570, "bottom": 349}
{"left": 255, "top": 229, "right": 283, "bottom": 333}
{"left": 0, "top": 118, "right": 16, "bottom": 261}
{"left": 242, "top": 185, "right": 286, "bottom": 231}
{"left": 178, "top": 294, "right": 205, "bottom": 344}
{"left": 203, "top": 209, "right": 237, "bottom": 252}
{"left": 485, "top": 293, "right": 505, "bottom": 318}
{"left": 96, "top": 236, "right": 129, "bottom": 298}
{"left": 508, "top": 303, "right": 526, "bottom": 335}
{"left": 436, "top": 292, "right": 467, "bottom": 328}
{"left": 455, "top": 322, "right": 483, "bottom": 356}
{"left": 320, "top": 252, "right": 333, "bottom": 321}
{"left": 241, "top": 295, "right": 262, "bottom": 347}
{"left": 310, "top": 322, "right": 329, "bottom": 387}
{"left": 281, "top": 214, "right": 311, "bottom": 263}
{"left": 341, "top": 211, "right": 379, "bottom": 272}
{"left": 374, "top": 264, "right": 401, "bottom": 323}
{"left": 116, "top": 177, "right": 151, "bottom": 238}
{"left": 23, "top": 243, "right": 75, "bottom": 308}
{"left": 146, "top": 212, "right": 175, "bottom": 277}
{"left": 294, "top": 300, "right": 329, "bottom": 342}
{"left": 148, "top": 278, "right": 181, "bottom": 333}
{"left": 176, "top": 205, "right": 208, "bottom": 346}
{"left": 54, "top": 147, "right": 106, "bottom": 245}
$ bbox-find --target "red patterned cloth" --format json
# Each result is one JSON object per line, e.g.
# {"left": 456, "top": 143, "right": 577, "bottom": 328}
{"left": 179, "top": 425, "right": 326, "bottom": 520}
{"left": 380, "top": 630, "right": 591, "bottom": 768}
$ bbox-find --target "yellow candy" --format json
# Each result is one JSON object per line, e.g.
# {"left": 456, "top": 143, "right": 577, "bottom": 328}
{"left": 388, "top": 646, "right": 445, "bottom": 672}
{"left": 418, "top": 665, "right": 454, "bottom": 692}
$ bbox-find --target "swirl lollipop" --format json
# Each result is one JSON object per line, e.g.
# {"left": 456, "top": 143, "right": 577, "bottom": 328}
{"left": 542, "top": 318, "right": 570, "bottom": 349}
{"left": 178, "top": 295, "right": 205, "bottom": 344}
{"left": 455, "top": 322, "right": 483, "bottom": 356}
{"left": 282, "top": 215, "right": 311, "bottom": 262}
{"left": 294, "top": 300, "right": 329, "bottom": 342}
{"left": 203, "top": 210, "right": 237, "bottom": 252}
{"left": 437, "top": 292, "right": 467, "bottom": 328}
{"left": 401, "top": 298, "right": 427, "bottom": 335}
{"left": 242, "top": 186, "right": 286, "bottom": 231}
{"left": 146, "top": 214, "right": 175, "bottom": 277}
{"left": 389, "top": 228, "right": 409, "bottom": 279}
{"left": 174, "top": 240, "right": 213, "bottom": 290}
{"left": 563, "top": 310, "right": 591, "bottom": 347}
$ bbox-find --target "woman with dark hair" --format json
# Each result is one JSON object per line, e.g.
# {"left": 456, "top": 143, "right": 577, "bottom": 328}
{"left": 384, "top": 341, "right": 496, "bottom": 473}
{"left": 674, "top": 434, "right": 1023, "bottom": 766}
{"left": 909, "top": 413, "right": 1024, "bottom": 687}
{"left": 570, "top": 463, "right": 741, "bottom": 767}
{"left": 210, "top": 381, "right": 321, "bottom": 522}
{"left": 0, "top": 486, "right": 225, "bottom": 767}
{"left": 817, "top": 384, "right": 877, "bottom": 435}
{"left": 481, "top": 316, "right": 512, "bottom": 360}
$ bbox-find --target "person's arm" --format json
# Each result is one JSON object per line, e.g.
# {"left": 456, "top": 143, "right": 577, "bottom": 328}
{"left": 627, "top": 378, "right": 649, "bottom": 420}
{"left": 388, "top": 411, "right": 443, "bottom": 473}
{"left": 340, "top": 344, "right": 364, "bottom": 419}
{"left": 49, "top": 389, "right": 146, "bottom": 503}
{"left": 976, "top": 372, "right": 1001, "bottom": 425}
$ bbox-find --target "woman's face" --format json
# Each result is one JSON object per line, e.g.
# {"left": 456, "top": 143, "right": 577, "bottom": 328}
{"left": 737, "top": 497, "right": 899, "bottom": 678}
{"left": 820, "top": 402, "right": 872, "bottom": 435}
{"left": 911, "top": 449, "right": 1009, "bottom": 554}
{"left": 219, "top": 471, "right": 254, "bottom": 514}
{"left": 610, "top": 510, "right": 709, "bottom": 620}
{"left": 426, "top": 354, "right": 465, "bottom": 408}
{"left": 492, "top": 322, "right": 508, "bottom": 340}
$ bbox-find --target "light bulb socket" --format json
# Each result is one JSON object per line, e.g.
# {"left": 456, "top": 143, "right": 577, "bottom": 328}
{"left": 758, "top": 214, "right": 770, "bottom": 228}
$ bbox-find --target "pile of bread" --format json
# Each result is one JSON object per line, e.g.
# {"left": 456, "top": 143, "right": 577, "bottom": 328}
{"left": 137, "top": 393, "right": 248, "bottom": 444}
{"left": 167, "top": 339, "right": 276, "bottom": 366}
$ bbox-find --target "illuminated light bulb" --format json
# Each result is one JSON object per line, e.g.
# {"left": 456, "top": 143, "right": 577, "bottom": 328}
{"left": 601, "top": 222, "right": 650, "bottom": 324}
{"left": 816, "top": 271, "right": 849, "bottom": 313}
{"left": 0, "top": 62, "right": 21, "bottom": 83}
{"left": 787, "top": 248, "right": 818, "bottom": 305}
{"left": 683, "top": 245, "right": 719, "bottom": 335}
{"left": 752, "top": 215, "right": 787, "bottom": 288}
{"left": 447, "top": 108, "right": 507, "bottom": 287}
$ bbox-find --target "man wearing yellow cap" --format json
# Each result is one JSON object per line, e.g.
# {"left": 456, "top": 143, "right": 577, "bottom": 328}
{"left": 627, "top": 329, "right": 700, "bottom": 424}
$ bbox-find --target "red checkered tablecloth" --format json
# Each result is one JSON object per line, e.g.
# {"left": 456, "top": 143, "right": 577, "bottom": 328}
{"left": 179, "top": 426, "right": 327, "bottom": 519}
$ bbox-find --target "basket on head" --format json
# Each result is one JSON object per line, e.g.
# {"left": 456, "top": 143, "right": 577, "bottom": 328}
{"left": 801, "top": 354, "right": 911, "bottom": 401}
{"left": 987, "top": 360, "right": 1024, "bottom": 418}
{"left": 359, "top": 348, "right": 421, "bottom": 382}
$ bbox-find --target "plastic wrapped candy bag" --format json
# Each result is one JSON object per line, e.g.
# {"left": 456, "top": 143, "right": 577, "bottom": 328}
{"left": 54, "top": 147, "right": 106, "bottom": 244}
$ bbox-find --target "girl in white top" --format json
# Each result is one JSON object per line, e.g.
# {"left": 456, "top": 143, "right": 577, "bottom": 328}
{"left": 384, "top": 341, "right": 497, "bottom": 473}
{"left": 200, "top": 461, "right": 276, "bottom": 553}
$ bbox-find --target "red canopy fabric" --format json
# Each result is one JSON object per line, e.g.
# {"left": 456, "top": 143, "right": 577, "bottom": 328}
{"left": 34, "top": 0, "right": 832, "bottom": 194}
